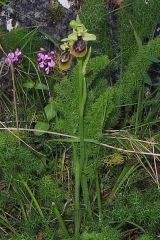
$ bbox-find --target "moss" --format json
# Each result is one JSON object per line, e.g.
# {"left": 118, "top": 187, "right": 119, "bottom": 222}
{"left": 48, "top": 0, "right": 65, "bottom": 23}
{"left": 21, "top": 215, "right": 56, "bottom": 240}
{"left": 0, "top": 131, "right": 45, "bottom": 183}
{"left": 38, "top": 175, "right": 67, "bottom": 208}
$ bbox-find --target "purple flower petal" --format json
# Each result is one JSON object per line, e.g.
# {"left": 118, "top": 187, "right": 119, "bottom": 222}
{"left": 48, "top": 60, "right": 56, "bottom": 67}
{"left": 40, "top": 48, "right": 46, "bottom": 52}
{"left": 5, "top": 58, "right": 12, "bottom": 65}
{"left": 39, "top": 61, "right": 45, "bottom": 68}
{"left": 8, "top": 52, "right": 15, "bottom": 59}
{"left": 44, "top": 54, "right": 49, "bottom": 60}
{"left": 50, "top": 51, "right": 55, "bottom": 55}
{"left": 15, "top": 49, "right": 21, "bottom": 56}
{"left": 45, "top": 67, "right": 50, "bottom": 74}
{"left": 38, "top": 53, "right": 45, "bottom": 60}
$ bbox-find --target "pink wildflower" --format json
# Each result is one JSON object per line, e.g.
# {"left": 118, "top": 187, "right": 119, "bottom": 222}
{"left": 5, "top": 48, "right": 22, "bottom": 66}
{"left": 37, "top": 48, "right": 56, "bottom": 75}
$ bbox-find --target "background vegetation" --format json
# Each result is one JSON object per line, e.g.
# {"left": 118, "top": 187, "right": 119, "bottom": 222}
{"left": 0, "top": 0, "right": 160, "bottom": 239}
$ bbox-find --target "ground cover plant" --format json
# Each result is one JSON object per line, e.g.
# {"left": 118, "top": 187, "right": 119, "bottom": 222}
{"left": 0, "top": 0, "right": 160, "bottom": 239}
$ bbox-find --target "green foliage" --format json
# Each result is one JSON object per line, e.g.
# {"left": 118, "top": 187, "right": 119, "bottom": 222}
{"left": 38, "top": 175, "right": 67, "bottom": 208}
{"left": 21, "top": 215, "right": 56, "bottom": 239}
{"left": 44, "top": 101, "right": 57, "bottom": 121}
{"left": 54, "top": 55, "right": 109, "bottom": 137}
{"left": 0, "top": 0, "right": 9, "bottom": 6}
{"left": 1, "top": 28, "right": 46, "bottom": 53}
{"left": 80, "top": 226, "right": 122, "bottom": 240}
{"left": 118, "top": 0, "right": 160, "bottom": 68}
{"left": 0, "top": 132, "right": 45, "bottom": 183}
{"left": 34, "top": 121, "right": 49, "bottom": 136}
{"left": 80, "top": 0, "right": 108, "bottom": 54}
{"left": 54, "top": 37, "right": 160, "bottom": 135}
{"left": 117, "top": 36, "right": 160, "bottom": 121}
{"left": 138, "top": 234, "right": 155, "bottom": 240}
{"left": 106, "top": 187, "right": 160, "bottom": 234}
{"left": 80, "top": 0, "right": 106, "bottom": 34}
{"left": 4, "top": 235, "right": 35, "bottom": 240}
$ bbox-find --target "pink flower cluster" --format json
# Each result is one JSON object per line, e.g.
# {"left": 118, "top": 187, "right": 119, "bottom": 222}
{"left": 37, "top": 48, "right": 56, "bottom": 75}
{"left": 5, "top": 48, "right": 22, "bottom": 66}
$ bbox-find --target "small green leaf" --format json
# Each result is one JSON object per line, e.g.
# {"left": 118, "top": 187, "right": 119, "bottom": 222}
{"left": 23, "top": 81, "right": 35, "bottom": 89}
{"left": 129, "top": 20, "right": 142, "bottom": 49}
{"left": 144, "top": 73, "right": 152, "bottom": 86}
{"left": 34, "top": 83, "right": 48, "bottom": 90}
{"left": 44, "top": 102, "right": 57, "bottom": 121}
{"left": 34, "top": 122, "right": 49, "bottom": 136}
{"left": 147, "top": 56, "right": 160, "bottom": 63}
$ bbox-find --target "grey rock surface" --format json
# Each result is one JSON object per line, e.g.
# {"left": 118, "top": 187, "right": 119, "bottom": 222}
{"left": 0, "top": 0, "right": 78, "bottom": 42}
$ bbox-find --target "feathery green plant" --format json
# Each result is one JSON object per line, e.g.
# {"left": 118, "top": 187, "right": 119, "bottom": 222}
{"left": 118, "top": 0, "right": 160, "bottom": 69}
{"left": 138, "top": 234, "right": 155, "bottom": 240}
{"left": 80, "top": 226, "right": 122, "bottom": 240}
{"left": 80, "top": 0, "right": 108, "bottom": 54}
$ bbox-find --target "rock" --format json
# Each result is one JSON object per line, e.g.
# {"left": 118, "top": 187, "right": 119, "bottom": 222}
{"left": 0, "top": 0, "right": 79, "bottom": 44}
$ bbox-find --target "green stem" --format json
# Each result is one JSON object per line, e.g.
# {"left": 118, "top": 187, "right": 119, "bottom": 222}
{"left": 74, "top": 59, "right": 86, "bottom": 237}
{"left": 11, "top": 65, "right": 19, "bottom": 129}
{"left": 52, "top": 202, "right": 70, "bottom": 238}
{"left": 73, "top": 145, "right": 81, "bottom": 237}
{"left": 81, "top": 175, "right": 93, "bottom": 220}
{"left": 96, "top": 172, "right": 102, "bottom": 224}
{"left": 78, "top": 60, "right": 92, "bottom": 219}
{"left": 79, "top": 59, "right": 85, "bottom": 174}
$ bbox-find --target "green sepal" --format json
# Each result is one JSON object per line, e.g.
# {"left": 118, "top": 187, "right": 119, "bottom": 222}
{"left": 83, "top": 33, "right": 96, "bottom": 41}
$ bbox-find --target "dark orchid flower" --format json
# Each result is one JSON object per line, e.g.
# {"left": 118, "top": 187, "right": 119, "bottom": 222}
{"left": 58, "top": 49, "right": 72, "bottom": 70}
{"left": 71, "top": 36, "right": 87, "bottom": 58}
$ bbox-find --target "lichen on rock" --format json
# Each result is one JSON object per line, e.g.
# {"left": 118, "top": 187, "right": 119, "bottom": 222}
{"left": 48, "top": 0, "right": 65, "bottom": 23}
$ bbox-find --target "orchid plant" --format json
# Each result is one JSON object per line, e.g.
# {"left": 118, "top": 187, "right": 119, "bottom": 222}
{"left": 58, "top": 15, "right": 96, "bottom": 238}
